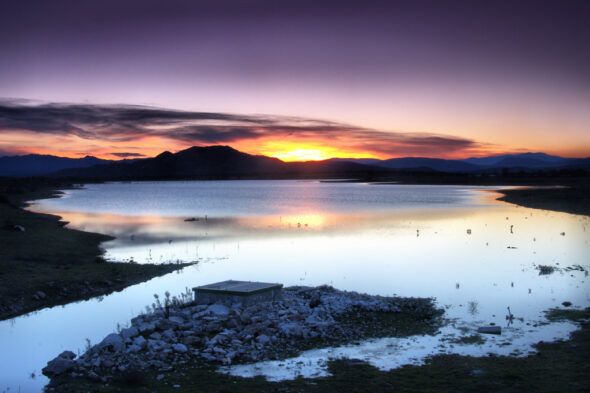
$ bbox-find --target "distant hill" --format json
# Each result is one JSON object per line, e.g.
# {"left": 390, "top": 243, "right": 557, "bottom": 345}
{"left": 374, "top": 157, "right": 480, "bottom": 172}
{"left": 463, "top": 152, "right": 568, "bottom": 167}
{"left": 340, "top": 153, "right": 589, "bottom": 173}
{"left": 56, "top": 146, "right": 388, "bottom": 180}
{"left": 0, "top": 154, "right": 110, "bottom": 177}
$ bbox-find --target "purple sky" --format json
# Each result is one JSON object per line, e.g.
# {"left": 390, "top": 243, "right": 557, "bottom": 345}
{"left": 1, "top": 0, "right": 589, "bottom": 158}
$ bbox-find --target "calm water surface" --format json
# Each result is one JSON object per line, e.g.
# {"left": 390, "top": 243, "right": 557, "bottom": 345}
{"left": 1, "top": 181, "right": 588, "bottom": 391}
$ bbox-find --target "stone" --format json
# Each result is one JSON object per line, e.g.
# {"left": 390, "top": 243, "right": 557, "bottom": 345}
{"left": 120, "top": 326, "right": 139, "bottom": 341}
{"left": 130, "top": 315, "right": 145, "bottom": 325}
{"left": 148, "top": 339, "right": 165, "bottom": 351}
{"left": 168, "top": 315, "right": 185, "bottom": 324}
{"left": 137, "top": 322, "right": 156, "bottom": 335}
{"left": 99, "top": 333, "right": 125, "bottom": 352}
{"left": 162, "top": 329, "right": 176, "bottom": 340}
{"left": 213, "top": 347, "right": 227, "bottom": 355}
{"left": 42, "top": 352, "right": 76, "bottom": 377}
{"left": 57, "top": 285, "right": 443, "bottom": 383}
{"left": 150, "top": 332, "right": 162, "bottom": 340}
{"left": 127, "top": 344, "right": 143, "bottom": 353}
{"left": 279, "top": 322, "right": 303, "bottom": 337}
{"left": 158, "top": 319, "right": 181, "bottom": 330}
{"left": 191, "top": 311, "right": 207, "bottom": 320}
{"left": 58, "top": 350, "right": 76, "bottom": 360}
{"left": 172, "top": 343, "right": 188, "bottom": 353}
{"left": 87, "top": 371, "right": 101, "bottom": 382}
{"left": 207, "top": 304, "right": 231, "bottom": 317}
{"left": 133, "top": 335, "right": 147, "bottom": 348}
{"left": 256, "top": 334, "right": 271, "bottom": 345}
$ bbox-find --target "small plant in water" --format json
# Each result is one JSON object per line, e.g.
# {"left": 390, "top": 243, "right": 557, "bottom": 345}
{"left": 537, "top": 265, "right": 556, "bottom": 275}
{"left": 153, "top": 293, "right": 162, "bottom": 309}
{"left": 161, "top": 291, "right": 171, "bottom": 318}
{"left": 467, "top": 300, "right": 479, "bottom": 316}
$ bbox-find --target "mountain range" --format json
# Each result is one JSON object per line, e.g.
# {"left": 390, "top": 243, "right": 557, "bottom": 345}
{"left": 336, "top": 152, "right": 590, "bottom": 173}
{"left": 0, "top": 146, "right": 588, "bottom": 178}
{"left": 50, "top": 146, "right": 387, "bottom": 180}
{"left": 0, "top": 154, "right": 109, "bottom": 177}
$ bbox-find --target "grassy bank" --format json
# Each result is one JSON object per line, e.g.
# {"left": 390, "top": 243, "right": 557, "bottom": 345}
{"left": 497, "top": 184, "right": 590, "bottom": 217}
{"left": 49, "top": 308, "right": 590, "bottom": 392}
{"left": 0, "top": 178, "right": 190, "bottom": 321}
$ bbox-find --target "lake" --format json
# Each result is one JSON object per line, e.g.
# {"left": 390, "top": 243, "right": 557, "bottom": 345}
{"left": 1, "top": 181, "right": 588, "bottom": 391}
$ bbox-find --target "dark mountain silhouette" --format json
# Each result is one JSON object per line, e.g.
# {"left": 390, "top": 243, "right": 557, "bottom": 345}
{"left": 463, "top": 152, "right": 567, "bottom": 167}
{"left": 373, "top": 157, "right": 479, "bottom": 172}
{"left": 341, "top": 153, "right": 589, "bottom": 173}
{"left": 2, "top": 147, "right": 588, "bottom": 179}
{"left": 55, "top": 146, "right": 387, "bottom": 180}
{"left": 0, "top": 154, "right": 110, "bottom": 177}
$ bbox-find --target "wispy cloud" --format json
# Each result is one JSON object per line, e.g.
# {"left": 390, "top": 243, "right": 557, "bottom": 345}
{"left": 0, "top": 99, "right": 484, "bottom": 158}
{"left": 109, "top": 152, "right": 146, "bottom": 158}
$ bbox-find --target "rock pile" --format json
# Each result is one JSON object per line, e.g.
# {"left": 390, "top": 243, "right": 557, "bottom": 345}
{"left": 44, "top": 286, "right": 442, "bottom": 383}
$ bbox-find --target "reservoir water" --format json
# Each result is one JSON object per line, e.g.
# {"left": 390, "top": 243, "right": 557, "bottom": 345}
{"left": 1, "top": 181, "right": 588, "bottom": 391}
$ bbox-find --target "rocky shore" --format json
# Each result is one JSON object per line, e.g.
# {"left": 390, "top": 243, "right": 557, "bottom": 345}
{"left": 44, "top": 286, "right": 443, "bottom": 386}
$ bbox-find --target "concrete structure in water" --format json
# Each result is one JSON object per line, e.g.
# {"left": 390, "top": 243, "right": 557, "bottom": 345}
{"left": 193, "top": 280, "right": 283, "bottom": 305}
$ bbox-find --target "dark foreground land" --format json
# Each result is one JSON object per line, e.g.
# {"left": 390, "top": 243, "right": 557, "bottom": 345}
{"left": 49, "top": 308, "right": 590, "bottom": 393}
{"left": 497, "top": 183, "right": 590, "bottom": 217}
{"left": 0, "top": 178, "right": 189, "bottom": 320}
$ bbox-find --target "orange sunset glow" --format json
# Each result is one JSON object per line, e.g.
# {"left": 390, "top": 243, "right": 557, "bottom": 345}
{"left": 0, "top": 130, "right": 386, "bottom": 161}
{"left": 248, "top": 141, "right": 378, "bottom": 162}
{"left": 0, "top": 127, "right": 578, "bottom": 162}
{"left": 0, "top": 130, "right": 509, "bottom": 162}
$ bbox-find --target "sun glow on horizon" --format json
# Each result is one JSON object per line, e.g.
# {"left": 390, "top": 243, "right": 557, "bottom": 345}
{"left": 251, "top": 141, "right": 379, "bottom": 162}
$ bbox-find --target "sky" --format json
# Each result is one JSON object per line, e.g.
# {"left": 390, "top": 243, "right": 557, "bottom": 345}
{"left": 0, "top": 0, "right": 589, "bottom": 160}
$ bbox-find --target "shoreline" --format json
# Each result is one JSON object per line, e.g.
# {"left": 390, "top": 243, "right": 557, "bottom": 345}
{"left": 46, "top": 286, "right": 444, "bottom": 389}
{"left": 47, "top": 302, "right": 590, "bottom": 392}
{"left": 496, "top": 185, "right": 590, "bottom": 217}
{"left": 2, "top": 179, "right": 587, "bottom": 321}
{"left": 0, "top": 179, "right": 191, "bottom": 321}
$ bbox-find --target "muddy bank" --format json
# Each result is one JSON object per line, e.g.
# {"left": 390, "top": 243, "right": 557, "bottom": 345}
{"left": 44, "top": 286, "right": 442, "bottom": 387}
{"left": 0, "top": 179, "right": 190, "bottom": 320}
{"left": 497, "top": 185, "right": 590, "bottom": 217}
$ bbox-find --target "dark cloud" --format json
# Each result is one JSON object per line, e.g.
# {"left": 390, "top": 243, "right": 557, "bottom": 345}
{"left": 0, "top": 99, "right": 481, "bottom": 157}
{"left": 109, "top": 152, "right": 146, "bottom": 158}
